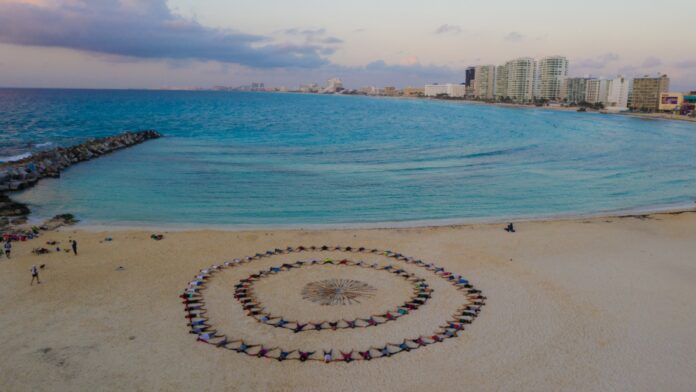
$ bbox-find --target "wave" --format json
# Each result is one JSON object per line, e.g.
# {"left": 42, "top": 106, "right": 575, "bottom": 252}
{"left": 0, "top": 152, "right": 32, "bottom": 163}
{"left": 34, "top": 142, "right": 54, "bottom": 148}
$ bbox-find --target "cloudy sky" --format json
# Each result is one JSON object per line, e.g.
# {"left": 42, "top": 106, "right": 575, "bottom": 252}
{"left": 1, "top": 0, "right": 695, "bottom": 90}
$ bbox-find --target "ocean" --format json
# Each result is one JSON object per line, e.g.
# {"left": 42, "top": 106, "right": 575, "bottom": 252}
{"left": 1, "top": 88, "right": 695, "bottom": 228}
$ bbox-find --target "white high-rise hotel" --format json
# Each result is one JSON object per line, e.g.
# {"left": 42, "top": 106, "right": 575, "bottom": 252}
{"left": 498, "top": 57, "right": 536, "bottom": 102}
{"left": 604, "top": 76, "right": 630, "bottom": 110}
{"left": 536, "top": 56, "right": 569, "bottom": 100}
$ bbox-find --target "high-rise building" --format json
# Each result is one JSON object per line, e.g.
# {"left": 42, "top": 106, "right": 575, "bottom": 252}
{"left": 473, "top": 65, "right": 496, "bottom": 99}
{"left": 564, "top": 77, "right": 591, "bottom": 103}
{"left": 585, "top": 79, "right": 609, "bottom": 104}
{"left": 630, "top": 75, "right": 670, "bottom": 111}
{"left": 424, "top": 83, "right": 466, "bottom": 97}
{"left": 322, "top": 78, "right": 344, "bottom": 93}
{"left": 465, "top": 67, "right": 476, "bottom": 87}
{"left": 495, "top": 64, "right": 508, "bottom": 99}
{"left": 604, "top": 76, "right": 631, "bottom": 110}
{"left": 536, "top": 56, "right": 569, "bottom": 101}
{"left": 504, "top": 58, "right": 536, "bottom": 102}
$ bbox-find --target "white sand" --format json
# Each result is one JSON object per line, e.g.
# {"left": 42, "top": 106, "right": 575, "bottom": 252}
{"left": 1, "top": 211, "right": 695, "bottom": 391}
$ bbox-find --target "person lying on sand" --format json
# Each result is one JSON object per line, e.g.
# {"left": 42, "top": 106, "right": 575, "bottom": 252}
{"left": 256, "top": 346, "right": 275, "bottom": 358}
{"left": 340, "top": 351, "right": 354, "bottom": 363}
{"left": 298, "top": 351, "right": 315, "bottom": 362}
{"left": 277, "top": 350, "right": 294, "bottom": 361}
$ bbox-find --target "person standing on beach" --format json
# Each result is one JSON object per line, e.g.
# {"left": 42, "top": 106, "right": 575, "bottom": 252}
{"left": 71, "top": 240, "right": 78, "bottom": 255}
{"left": 30, "top": 265, "right": 40, "bottom": 285}
{"left": 3, "top": 241, "right": 11, "bottom": 259}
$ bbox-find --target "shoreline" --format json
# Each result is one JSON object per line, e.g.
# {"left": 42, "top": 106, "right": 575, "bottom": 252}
{"left": 421, "top": 96, "right": 696, "bottom": 122}
{"left": 60, "top": 204, "right": 696, "bottom": 233}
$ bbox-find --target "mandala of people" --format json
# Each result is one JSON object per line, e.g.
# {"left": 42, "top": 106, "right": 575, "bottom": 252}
{"left": 181, "top": 246, "right": 485, "bottom": 363}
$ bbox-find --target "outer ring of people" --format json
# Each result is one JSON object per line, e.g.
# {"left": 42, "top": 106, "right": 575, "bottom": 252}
{"left": 181, "top": 245, "right": 486, "bottom": 363}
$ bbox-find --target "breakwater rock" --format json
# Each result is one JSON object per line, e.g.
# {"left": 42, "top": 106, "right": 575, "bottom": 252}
{"left": 0, "top": 130, "right": 161, "bottom": 229}
{"left": 0, "top": 130, "right": 161, "bottom": 193}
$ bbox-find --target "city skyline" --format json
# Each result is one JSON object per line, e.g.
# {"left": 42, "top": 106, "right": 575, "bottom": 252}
{"left": 0, "top": 0, "right": 695, "bottom": 90}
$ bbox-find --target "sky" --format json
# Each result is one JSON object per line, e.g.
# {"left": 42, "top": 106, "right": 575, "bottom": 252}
{"left": 0, "top": 0, "right": 695, "bottom": 90}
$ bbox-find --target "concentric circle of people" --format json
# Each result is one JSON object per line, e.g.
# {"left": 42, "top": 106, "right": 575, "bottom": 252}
{"left": 182, "top": 245, "right": 485, "bottom": 363}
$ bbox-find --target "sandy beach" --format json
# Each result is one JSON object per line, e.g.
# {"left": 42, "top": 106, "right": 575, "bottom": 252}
{"left": 1, "top": 210, "right": 695, "bottom": 391}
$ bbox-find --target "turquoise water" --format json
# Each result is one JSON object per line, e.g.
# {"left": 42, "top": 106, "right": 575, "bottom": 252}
{"left": 1, "top": 88, "right": 695, "bottom": 227}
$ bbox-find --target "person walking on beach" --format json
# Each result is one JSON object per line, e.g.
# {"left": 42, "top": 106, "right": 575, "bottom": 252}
{"left": 71, "top": 240, "right": 78, "bottom": 255}
{"left": 3, "top": 241, "right": 11, "bottom": 259}
{"left": 30, "top": 265, "right": 40, "bottom": 285}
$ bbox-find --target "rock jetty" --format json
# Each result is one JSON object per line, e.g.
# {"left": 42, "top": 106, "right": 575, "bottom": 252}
{"left": 0, "top": 130, "right": 161, "bottom": 228}
{"left": 0, "top": 130, "right": 161, "bottom": 192}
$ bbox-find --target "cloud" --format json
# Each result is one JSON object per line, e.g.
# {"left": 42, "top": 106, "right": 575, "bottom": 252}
{"left": 434, "top": 24, "right": 462, "bottom": 35}
{"left": 575, "top": 52, "right": 620, "bottom": 69}
{"left": 281, "top": 27, "right": 343, "bottom": 45}
{"left": 504, "top": 32, "right": 524, "bottom": 42}
{"left": 675, "top": 59, "right": 696, "bottom": 68}
{"left": 642, "top": 56, "right": 662, "bottom": 68}
{"left": 0, "top": 0, "right": 336, "bottom": 68}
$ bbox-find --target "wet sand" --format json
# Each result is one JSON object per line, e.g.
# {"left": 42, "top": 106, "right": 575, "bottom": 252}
{"left": 1, "top": 211, "right": 695, "bottom": 391}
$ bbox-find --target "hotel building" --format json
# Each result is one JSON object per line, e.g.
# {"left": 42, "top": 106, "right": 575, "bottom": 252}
{"left": 504, "top": 58, "right": 536, "bottom": 102}
{"left": 473, "top": 65, "right": 496, "bottom": 99}
{"left": 604, "top": 76, "right": 630, "bottom": 110}
{"left": 536, "top": 56, "right": 569, "bottom": 101}
{"left": 424, "top": 83, "right": 466, "bottom": 98}
{"left": 585, "top": 79, "right": 608, "bottom": 104}
{"left": 563, "top": 77, "right": 591, "bottom": 103}
{"left": 495, "top": 64, "right": 508, "bottom": 98}
{"left": 630, "top": 75, "right": 670, "bottom": 111}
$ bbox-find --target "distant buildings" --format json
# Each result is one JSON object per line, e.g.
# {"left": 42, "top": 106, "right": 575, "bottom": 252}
{"left": 503, "top": 58, "right": 536, "bottom": 102}
{"left": 495, "top": 64, "right": 508, "bottom": 99}
{"left": 248, "top": 54, "right": 688, "bottom": 116}
{"left": 322, "top": 78, "right": 344, "bottom": 94}
{"left": 658, "top": 92, "right": 683, "bottom": 112}
{"left": 630, "top": 75, "right": 670, "bottom": 111}
{"left": 604, "top": 76, "right": 631, "bottom": 110}
{"left": 536, "top": 56, "right": 569, "bottom": 101}
{"left": 680, "top": 92, "right": 696, "bottom": 115}
{"left": 424, "top": 83, "right": 466, "bottom": 97}
{"left": 563, "top": 77, "right": 590, "bottom": 104}
{"left": 359, "top": 86, "right": 379, "bottom": 95}
{"left": 584, "top": 79, "right": 608, "bottom": 104}
{"left": 403, "top": 87, "right": 424, "bottom": 97}
{"left": 299, "top": 83, "right": 320, "bottom": 93}
{"left": 465, "top": 67, "right": 476, "bottom": 87}
{"left": 382, "top": 86, "right": 398, "bottom": 96}
{"left": 473, "top": 65, "right": 496, "bottom": 100}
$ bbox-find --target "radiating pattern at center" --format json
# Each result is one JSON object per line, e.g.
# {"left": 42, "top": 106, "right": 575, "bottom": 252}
{"left": 302, "top": 279, "right": 376, "bottom": 306}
